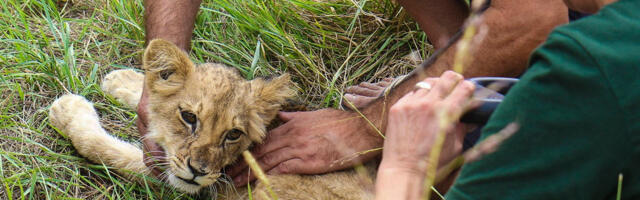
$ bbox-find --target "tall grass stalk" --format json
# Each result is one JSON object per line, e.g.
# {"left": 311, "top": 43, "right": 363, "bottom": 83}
{"left": 420, "top": 0, "right": 488, "bottom": 199}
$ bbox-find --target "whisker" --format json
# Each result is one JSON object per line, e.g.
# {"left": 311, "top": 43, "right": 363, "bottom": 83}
{"left": 143, "top": 150, "right": 166, "bottom": 153}
{"left": 145, "top": 161, "right": 170, "bottom": 168}
{"left": 209, "top": 184, "right": 218, "bottom": 200}
{"left": 143, "top": 156, "right": 168, "bottom": 162}
{"left": 145, "top": 163, "right": 169, "bottom": 169}
{"left": 157, "top": 170, "right": 172, "bottom": 181}
{"left": 144, "top": 160, "right": 169, "bottom": 165}
{"left": 216, "top": 174, "right": 238, "bottom": 198}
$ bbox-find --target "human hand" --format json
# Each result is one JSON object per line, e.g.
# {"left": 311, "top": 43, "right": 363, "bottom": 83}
{"left": 229, "top": 109, "right": 384, "bottom": 186}
{"left": 136, "top": 86, "right": 150, "bottom": 136}
{"left": 380, "top": 71, "right": 475, "bottom": 174}
{"left": 342, "top": 78, "right": 394, "bottom": 109}
{"left": 375, "top": 71, "right": 475, "bottom": 200}
{"left": 136, "top": 86, "right": 165, "bottom": 177}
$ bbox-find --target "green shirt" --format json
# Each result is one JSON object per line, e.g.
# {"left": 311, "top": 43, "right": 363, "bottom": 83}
{"left": 445, "top": 0, "right": 640, "bottom": 199}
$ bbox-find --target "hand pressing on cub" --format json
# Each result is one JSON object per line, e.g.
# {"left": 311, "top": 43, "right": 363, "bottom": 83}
{"left": 229, "top": 108, "right": 384, "bottom": 186}
{"left": 136, "top": 86, "right": 166, "bottom": 177}
{"left": 376, "top": 71, "right": 475, "bottom": 200}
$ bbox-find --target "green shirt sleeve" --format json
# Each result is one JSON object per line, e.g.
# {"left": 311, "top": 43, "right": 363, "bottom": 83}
{"left": 445, "top": 31, "right": 630, "bottom": 199}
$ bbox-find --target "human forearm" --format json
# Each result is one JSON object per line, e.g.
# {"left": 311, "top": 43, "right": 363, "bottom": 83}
{"left": 362, "top": 0, "right": 568, "bottom": 133}
{"left": 144, "top": 0, "right": 202, "bottom": 51}
{"left": 376, "top": 163, "right": 459, "bottom": 200}
{"left": 375, "top": 166, "right": 426, "bottom": 200}
{"left": 397, "top": 0, "right": 469, "bottom": 49}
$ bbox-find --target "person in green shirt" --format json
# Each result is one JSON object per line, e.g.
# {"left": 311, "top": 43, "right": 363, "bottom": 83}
{"left": 376, "top": 0, "right": 640, "bottom": 199}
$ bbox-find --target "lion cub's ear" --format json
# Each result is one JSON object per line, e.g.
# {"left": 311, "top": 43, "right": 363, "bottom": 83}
{"left": 247, "top": 74, "right": 294, "bottom": 141}
{"left": 143, "top": 39, "right": 194, "bottom": 96}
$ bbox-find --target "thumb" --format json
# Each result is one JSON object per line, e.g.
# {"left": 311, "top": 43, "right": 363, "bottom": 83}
{"left": 278, "top": 111, "right": 297, "bottom": 122}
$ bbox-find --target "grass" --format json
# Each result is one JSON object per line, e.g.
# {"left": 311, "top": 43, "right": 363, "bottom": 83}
{"left": 0, "top": 0, "right": 430, "bottom": 199}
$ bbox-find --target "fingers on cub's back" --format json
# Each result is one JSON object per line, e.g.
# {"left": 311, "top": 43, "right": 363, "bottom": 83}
{"left": 342, "top": 94, "right": 375, "bottom": 110}
{"left": 358, "top": 82, "right": 383, "bottom": 90}
{"left": 345, "top": 85, "right": 380, "bottom": 96}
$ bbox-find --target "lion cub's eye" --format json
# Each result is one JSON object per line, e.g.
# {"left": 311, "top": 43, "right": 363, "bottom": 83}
{"left": 225, "top": 129, "right": 244, "bottom": 142}
{"left": 180, "top": 111, "right": 197, "bottom": 125}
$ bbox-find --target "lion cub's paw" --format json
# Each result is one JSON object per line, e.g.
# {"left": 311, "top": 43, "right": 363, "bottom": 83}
{"left": 49, "top": 94, "right": 100, "bottom": 134}
{"left": 102, "top": 69, "right": 144, "bottom": 108}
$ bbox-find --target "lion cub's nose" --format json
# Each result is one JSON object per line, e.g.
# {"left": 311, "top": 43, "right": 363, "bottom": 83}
{"left": 187, "top": 159, "right": 208, "bottom": 177}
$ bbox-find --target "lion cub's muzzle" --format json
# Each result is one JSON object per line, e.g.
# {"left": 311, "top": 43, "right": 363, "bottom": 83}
{"left": 173, "top": 158, "right": 222, "bottom": 186}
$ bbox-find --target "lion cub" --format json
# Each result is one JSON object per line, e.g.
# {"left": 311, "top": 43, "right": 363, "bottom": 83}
{"left": 49, "top": 39, "right": 373, "bottom": 199}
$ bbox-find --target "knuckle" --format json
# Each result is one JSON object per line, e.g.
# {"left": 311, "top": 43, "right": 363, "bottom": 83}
{"left": 294, "top": 141, "right": 307, "bottom": 149}
{"left": 277, "top": 162, "right": 292, "bottom": 173}
{"left": 350, "top": 87, "right": 363, "bottom": 92}
{"left": 390, "top": 104, "right": 403, "bottom": 113}
{"left": 398, "top": 104, "right": 414, "bottom": 112}
{"left": 443, "top": 70, "right": 462, "bottom": 80}
{"left": 261, "top": 153, "right": 276, "bottom": 166}
{"left": 442, "top": 70, "right": 455, "bottom": 78}
{"left": 420, "top": 103, "right": 433, "bottom": 111}
{"left": 302, "top": 152, "right": 314, "bottom": 161}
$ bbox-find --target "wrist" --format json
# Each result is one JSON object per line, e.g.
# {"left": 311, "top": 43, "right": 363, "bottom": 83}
{"left": 378, "top": 165, "right": 424, "bottom": 177}
{"left": 360, "top": 100, "right": 387, "bottom": 137}
{"left": 336, "top": 108, "right": 384, "bottom": 162}
{"left": 379, "top": 157, "right": 427, "bottom": 177}
{"left": 376, "top": 163, "right": 427, "bottom": 200}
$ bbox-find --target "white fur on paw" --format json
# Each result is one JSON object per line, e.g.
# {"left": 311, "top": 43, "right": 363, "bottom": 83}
{"left": 102, "top": 69, "right": 144, "bottom": 108}
{"left": 49, "top": 94, "right": 100, "bottom": 134}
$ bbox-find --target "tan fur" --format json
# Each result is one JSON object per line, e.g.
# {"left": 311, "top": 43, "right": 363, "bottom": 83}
{"left": 49, "top": 39, "right": 374, "bottom": 199}
{"left": 49, "top": 95, "right": 149, "bottom": 176}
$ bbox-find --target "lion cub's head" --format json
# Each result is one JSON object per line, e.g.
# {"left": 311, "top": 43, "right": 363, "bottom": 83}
{"left": 142, "top": 39, "right": 293, "bottom": 193}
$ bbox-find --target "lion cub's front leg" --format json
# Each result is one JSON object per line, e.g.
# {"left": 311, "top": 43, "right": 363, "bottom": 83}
{"left": 49, "top": 94, "right": 149, "bottom": 176}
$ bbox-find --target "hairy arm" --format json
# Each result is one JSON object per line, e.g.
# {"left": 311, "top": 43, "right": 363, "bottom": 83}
{"left": 143, "top": 0, "right": 202, "bottom": 51}
{"left": 362, "top": 0, "right": 568, "bottom": 136}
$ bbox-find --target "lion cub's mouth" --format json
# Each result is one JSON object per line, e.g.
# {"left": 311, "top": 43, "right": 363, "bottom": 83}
{"left": 176, "top": 176, "right": 199, "bottom": 185}
{"left": 142, "top": 139, "right": 229, "bottom": 184}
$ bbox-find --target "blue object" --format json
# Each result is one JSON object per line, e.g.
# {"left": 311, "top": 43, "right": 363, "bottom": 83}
{"left": 461, "top": 77, "right": 518, "bottom": 151}
{"left": 460, "top": 77, "right": 519, "bottom": 124}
